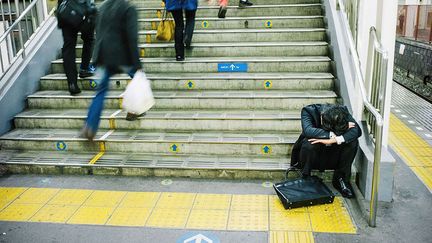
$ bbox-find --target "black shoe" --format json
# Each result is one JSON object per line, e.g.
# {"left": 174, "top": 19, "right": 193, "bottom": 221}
{"left": 218, "top": 5, "right": 227, "bottom": 18}
{"left": 239, "top": 0, "right": 253, "bottom": 7}
{"left": 332, "top": 178, "right": 354, "bottom": 198}
{"left": 176, "top": 55, "right": 185, "bottom": 61}
{"left": 126, "top": 112, "right": 146, "bottom": 121}
{"left": 69, "top": 83, "right": 81, "bottom": 96}
{"left": 79, "top": 68, "right": 95, "bottom": 78}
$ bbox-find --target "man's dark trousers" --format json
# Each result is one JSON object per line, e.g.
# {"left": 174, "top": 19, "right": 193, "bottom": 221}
{"left": 299, "top": 138, "right": 359, "bottom": 182}
{"left": 61, "top": 23, "right": 94, "bottom": 87}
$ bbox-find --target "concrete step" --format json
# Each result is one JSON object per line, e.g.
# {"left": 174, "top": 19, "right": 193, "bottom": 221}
{"left": 137, "top": 4, "right": 323, "bottom": 18}
{"left": 139, "top": 16, "right": 325, "bottom": 30}
{"left": 76, "top": 42, "right": 329, "bottom": 58}
{"left": 14, "top": 109, "right": 302, "bottom": 132}
{"left": 40, "top": 72, "right": 334, "bottom": 91}
{"left": 78, "top": 29, "right": 327, "bottom": 44}
{"left": 0, "top": 129, "right": 298, "bottom": 156}
{"left": 127, "top": 0, "right": 322, "bottom": 8}
{"left": 27, "top": 90, "right": 337, "bottom": 110}
{"left": 51, "top": 56, "right": 332, "bottom": 73}
{"left": 0, "top": 150, "right": 290, "bottom": 179}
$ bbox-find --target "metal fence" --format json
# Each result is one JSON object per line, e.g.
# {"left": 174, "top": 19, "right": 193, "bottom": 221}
{"left": 397, "top": 5, "right": 432, "bottom": 43}
{"left": 0, "top": 0, "right": 49, "bottom": 78}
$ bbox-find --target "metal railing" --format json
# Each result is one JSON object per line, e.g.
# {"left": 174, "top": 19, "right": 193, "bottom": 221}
{"left": 336, "top": 0, "right": 389, "bottom": 227}
{"left": 0, "top": 0, "right": 50, "bottom": 78}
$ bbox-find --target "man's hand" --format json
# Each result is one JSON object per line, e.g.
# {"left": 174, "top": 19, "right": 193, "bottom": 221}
{"left": 308, "top": 137, "right": 337, "bottom": 145}
{"left": 348, "top": 122, "right": 355, "bottom": 129}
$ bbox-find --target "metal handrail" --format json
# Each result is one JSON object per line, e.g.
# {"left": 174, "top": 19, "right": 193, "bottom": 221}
{"left": 336, "top": 0, "right": 388, "bottom": 227}
{"left": 0, "top": 0, "right": 51, "bottom": 79}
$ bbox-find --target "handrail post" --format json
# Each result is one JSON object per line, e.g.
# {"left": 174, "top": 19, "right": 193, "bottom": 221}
{"left": 369, "top": 123, "right": 383, "bottom": 227}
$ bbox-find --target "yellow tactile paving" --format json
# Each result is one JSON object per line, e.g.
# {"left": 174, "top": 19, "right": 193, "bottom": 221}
{"left": 269, "top": 231, "right": 314, "bottom": 243}
{"left": 14, "top": 188, "right": 60, "bottom": 204}
{"left": 0, "top": 187, "right": 27, "bottom": 210}
{"left": 29, "top": 205, "right": 79, "bottom": 223}
{"left": 390, "top": 113, "right": 432, "bottom": 191}
{"left": 118, "top": 192, "right": 160, "bottom": 208}
{"left": 48, "top": 189, "right": 93, "bottom": 206}
{"left": 0, "top": 203, "right": 43, "bottom": 221}
{"left": 230, "top": 194, "right": 269, "bottom": 211}
{"left": 227, "top": 210, "right": 269, "bottom": 231}
{"left": 186, "top": 209, "right": 229, "bottom": 230}
{"left": 155, "top": 192, "right": 195, "bottom": 209}
{"left": 146, "top": 208, "right": 190, "bottom": 228}
{"left": 83, "top": 191, "right": 126, "bottom": 207}
{"left": 106, "top": 207, "right": 152, "bottom": 227}
{"left": 67, "top": 206, "right": 114, "bottom": 225}
{"left": 192, "top": 194, "right": 231, "bottom": 210}
{"left": 0, "top": 187, "right": 355, "bottom": 236}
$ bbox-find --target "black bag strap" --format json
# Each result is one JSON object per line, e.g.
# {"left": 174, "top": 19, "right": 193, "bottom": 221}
{"left": 285, "top": 163, "right": 303, "bottom": 180}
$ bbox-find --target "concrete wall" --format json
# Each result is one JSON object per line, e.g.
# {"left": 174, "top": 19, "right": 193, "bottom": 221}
{"left": 0, "top": 17, "right": 62, "bottom": 136}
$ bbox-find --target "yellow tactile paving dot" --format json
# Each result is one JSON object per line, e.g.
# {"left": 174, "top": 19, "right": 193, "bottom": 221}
{"left": 118, "top": 192, "right": 160, "bottom": 208}
{"left": 411, "top": 167, "right": 432, "bottom": 190}
{"left": 67, "top": 206, "right": 114, "bottom": 225}
{"left": 186, "top": 209, "right": 229, "bottom": 230}
{"left": 48, "top": 189, "right": 93, "bottom": 206}
{"left": 227, "top": 210, "right": 269, "bottom": 231}
{"left": 0, "top": 203, "right": 43, "bottom": 221}
{"left": 29, "top": 204, "right": 79, "bottom": 223}
{"left": 106, "top": 207, "right": 152, "bottom": 227}
{"left": 83, "top": 191, "right": 126, "bottom": 207}
{"left": 14, "top": 188, "right": 59, "bottom": 204}
{"left": 269, "top": 211, "right": 311, "bottom": 231}
{"left": 146, "top": 208, "right": 190, "bottom": 228}
{"left": 269, "top": 231, "right": 314, "bottom": 243}
{"left": 230, "top": 194, "right": 269, "bottom": 211}
{"left": 155, "top": 192, "right": 195, "bottom": 209}
{"left": 192, "top": 194, "right": 231, "bottom": 210}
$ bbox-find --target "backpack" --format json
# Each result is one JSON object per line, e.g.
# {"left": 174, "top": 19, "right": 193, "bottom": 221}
{"left": 57, "top": 0, "right": 96, "bottom": 29}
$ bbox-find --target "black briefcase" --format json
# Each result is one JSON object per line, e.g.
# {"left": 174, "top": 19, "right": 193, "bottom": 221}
{"left": 273, "top": 168, "right": 335, "bottom": 209}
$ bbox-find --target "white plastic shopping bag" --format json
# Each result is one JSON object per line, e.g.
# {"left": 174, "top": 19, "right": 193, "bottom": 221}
{"left": 122, "top": 71, "right": 155, "bottom": 115}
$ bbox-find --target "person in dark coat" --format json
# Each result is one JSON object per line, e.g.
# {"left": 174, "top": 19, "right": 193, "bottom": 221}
{"left": 57, "top": 0, "right": 96, "bottom": 95}
{"left": 164, "top": 0, "right": 198, "bottom": 61}
{"left": 290, "top": 104, "right": 362, "bottom": 198}
{"left": 80, "top": 0, "right": 142, "bottom": 140}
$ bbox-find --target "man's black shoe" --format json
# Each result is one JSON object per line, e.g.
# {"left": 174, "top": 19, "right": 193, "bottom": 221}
{"left": 126, "top": 112, "right": 146, "bottom": 121}
{"left": 218, "top": 5, "right": 227, "bottom": 18}
{"left": 332, "top": 178, "right": 354, "bottom": 198}
{"left": 79, "top": 69, "right": 95, "bottom": 78}
{"left": 69, "top": 83, "right": 81, "bottom": 96}
{"left": 176, "top": 55, "right": 185, "bottom": 61}
{"left": 239, "top": 0, "right": 253, "bottom": 7}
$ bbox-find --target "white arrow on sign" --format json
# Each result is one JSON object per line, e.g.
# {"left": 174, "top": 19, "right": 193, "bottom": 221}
{"left": 229, "top": 64, "right": 236, "bottom": 70}
{"left": 184, "top": 234, "right": 213, "bottom": 243}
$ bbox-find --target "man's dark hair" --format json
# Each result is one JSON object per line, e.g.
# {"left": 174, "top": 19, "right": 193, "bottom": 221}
{"left": 321, "top": 105, "right": 349, "bottom": 136}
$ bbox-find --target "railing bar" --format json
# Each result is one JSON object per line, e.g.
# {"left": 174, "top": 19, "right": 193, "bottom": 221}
{"left": 24, "top": 0, "right": 31, "bottom": 43}
{"left": 14, "top": 0, "right": 24, "bottom": 57}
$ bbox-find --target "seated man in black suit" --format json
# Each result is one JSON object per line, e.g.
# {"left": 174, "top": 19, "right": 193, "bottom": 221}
{"left": 290, "top": 104, "right": 362, "bottom": 198}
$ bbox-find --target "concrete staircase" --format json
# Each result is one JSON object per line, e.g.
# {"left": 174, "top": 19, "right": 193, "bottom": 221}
{"left": 0, "top": 0, "right": 336, "bottom": 179}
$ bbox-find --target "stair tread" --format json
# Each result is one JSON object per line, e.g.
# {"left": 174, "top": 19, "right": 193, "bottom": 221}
{"left": 0, "top": 150, "right": 289, "bottom": 170}
{"left": 137, "top": 3, "right": 322, "bottom": 10}
{"left": 1, "top": 128, "right": 299, "bottom": 143}
{"left": 28, "top": 89, "right": 337, "bottom": 98}
{"left": 41, "top": 72, "right": 334, "bottom": 80}
{"left": 139, "top": 16, "right": 324, "bottom": 21}
{"left": 139, "top": 28, "right": 326, "bottom": 34}
{"left": 77, "top": 42, "right": 329, "bottom": 48}
{"left": 15, "top": 108, "right": 301, "bottom": 119}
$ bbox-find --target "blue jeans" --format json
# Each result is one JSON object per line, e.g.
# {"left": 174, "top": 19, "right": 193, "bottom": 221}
{"left": 85, "top": 67, "right": 136, "bottom": 133}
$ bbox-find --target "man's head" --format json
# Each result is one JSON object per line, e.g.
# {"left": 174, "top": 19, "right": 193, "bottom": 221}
{"left": 321, "top": 105, "right": 349, "bottom": 135}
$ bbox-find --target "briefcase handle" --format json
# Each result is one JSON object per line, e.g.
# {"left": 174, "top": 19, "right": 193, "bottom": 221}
{"left": 285, "top": 163, "right": 303, "bottom": 180}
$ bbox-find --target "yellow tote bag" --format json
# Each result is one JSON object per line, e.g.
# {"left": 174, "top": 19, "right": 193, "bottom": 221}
{"left": 156, "top": 9, "right": 175, "bottom": 41}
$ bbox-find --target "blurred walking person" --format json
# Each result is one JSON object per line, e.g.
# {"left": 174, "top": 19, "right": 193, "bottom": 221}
{"left": 57, "top": 0, "right": 97, "bottom": 95}
{"left": 164, "top": 0, "right": 198, "bottom": 61}
{"left": 80, "top": 0, "right": 142, "bottom": 140}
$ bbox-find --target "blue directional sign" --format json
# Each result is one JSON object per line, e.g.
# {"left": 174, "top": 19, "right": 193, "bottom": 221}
{"left": 264, "top": 80, "right": 272, "bottom": 89}
{"left": 218, "top": 63, "right": 248, "bottom": 72}
{"left": 201, "top": 21, "right": 209, "bottom": 28}
{"left": 262, "top": 145, "right": 272, "bottom": 154}
{"left": 170, "top": 143, "right": 180, "bottom": 153}
{"left": 186, "top": 80, "right": 195, "bottom": 89}
{"left": 177, "top": 232, "right": 220, "bottom": 243}
{"left": 90, "top": 80, "right": 97, "bottom": 89}
{"left": 56, "top": 141, "right": 67, "bottom": 151}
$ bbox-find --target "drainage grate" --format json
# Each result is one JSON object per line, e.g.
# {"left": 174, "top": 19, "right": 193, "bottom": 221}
{"left": 155, "top": 159, "right": 184, "bottom": 167}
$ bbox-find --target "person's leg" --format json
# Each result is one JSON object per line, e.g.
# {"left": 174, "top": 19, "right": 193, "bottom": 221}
{"left": 61, "top": 27, "right": 80, "bottom": 95}
{"left": 184, "top": 9, "right": 196, "bottom": 48}
{"left": 82, "top": 67, "right": 112, "bottom": 140}
{"left": 79, "top": 22, "right": 95, "bottom": 78}
{"left": 170, "top": 9, "right": 185, "bottom": 60}
{"left": 334, "top": 139, "right": 359, "bottom": 182}
{"left": 239, "top": 0, "right": 253, "bottom": 7}
{"left": 298, "top": 139, "right": 323, "bottom": 176}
